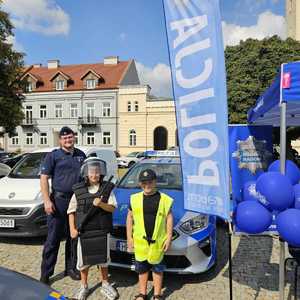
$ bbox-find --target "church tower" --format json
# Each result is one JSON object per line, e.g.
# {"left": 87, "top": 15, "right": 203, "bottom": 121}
{"left": 286, "top": 0, "right": 300, "bottom": 41}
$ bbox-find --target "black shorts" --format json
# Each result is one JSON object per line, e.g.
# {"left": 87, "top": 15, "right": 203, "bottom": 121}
{"left": 134, "top": 260, "right": 166, "bottom": 274}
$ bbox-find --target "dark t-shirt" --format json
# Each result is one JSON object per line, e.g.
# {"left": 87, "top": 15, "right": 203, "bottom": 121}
{"left": 129, "top": 191, "right": 161, "bottom": 239}
{"left": 41, "top": 148, "right": 86, "bottom": 193}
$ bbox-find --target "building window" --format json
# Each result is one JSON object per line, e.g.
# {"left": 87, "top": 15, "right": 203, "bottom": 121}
{"left": 55, "top": 104, "right": 63, "bottom": 118}
{"left": 86, "top": 132, "right": 95, "bottom": 145}
{"left": 55, "top": 80, "right": 64, "bottom": 91}
{"left": 25, "top": 105, "right": 33, "bottom": 123}
{"left": 127, "top": 101, "right": 131, "bottom": 112}
{"left": 74, "top": 132, "right": 78, "bottom": 145}
{"left": 129, "top": 129, "right": 136, "bottom": 146}
{"left": 103, "top": 132, "right": 111, "bottom": 145}
{"left": 40, "top": 132, "right": 48, "bottom": 145}
{"left": 70, "top": 103, "right": 78, "bottom": 118}
{"left": 102, "top": 102, "right": 111, "bottom": 117}
{"left": 86, "top": 79, "right": 96, "bottom": 89}
{"left": 134, "top": 101, "right": 139, "bottom": 112}
{"left": 11, "top": 134, "right": 19, "bottom": 145}
{"left": 40, "top": 105, "right": 47, "bottom": 119}
{"left": 86, "top": 103, "right": 95, "bottom": 122}
{"left": 26, "top": 133, "right": 33, "bottom": 145}
{"left": 26, "top": 82, "right": 33, "bottom": 92}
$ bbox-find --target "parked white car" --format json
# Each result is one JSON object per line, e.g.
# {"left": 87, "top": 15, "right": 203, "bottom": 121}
{"left": 117, "top": 151, "right": 145, "bottom": 168}
{"left": 0, "top": 147, "right": 118, "bottom": 237}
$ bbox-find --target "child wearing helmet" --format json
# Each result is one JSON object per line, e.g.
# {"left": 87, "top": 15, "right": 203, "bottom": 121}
{"left": 67, "top": 157, "right": 118, "bottom": 300}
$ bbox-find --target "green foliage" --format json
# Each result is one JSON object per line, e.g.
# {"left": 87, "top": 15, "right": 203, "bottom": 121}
{"left": 225, "top": 36, "right": 300, "bottom": 124}
{"left": 0, "top": 1, "right": 25, "bottom": 135}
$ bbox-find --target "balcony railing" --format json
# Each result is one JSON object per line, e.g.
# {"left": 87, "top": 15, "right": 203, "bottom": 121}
{"left": 78, "top": 117, "right": 100, "bottom": 126}
{"left": 21, "top": 118, "right": 37, "bottom": 126}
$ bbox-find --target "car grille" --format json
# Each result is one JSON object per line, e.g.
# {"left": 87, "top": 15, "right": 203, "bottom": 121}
{"left": 110, "top": 251, "right": 191, "bottom": 269}
{"left": 0, "top": 207, "right": 30, "bottom": 216}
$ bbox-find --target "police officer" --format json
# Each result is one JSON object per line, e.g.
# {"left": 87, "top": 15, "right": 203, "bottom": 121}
{"left": 40, "top": 126, "right": 86, "bottom": 284}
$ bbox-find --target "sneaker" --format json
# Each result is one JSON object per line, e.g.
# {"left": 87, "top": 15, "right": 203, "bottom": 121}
{"left": 100, "top": 282, "right": 118, "bottom": 300}
{"left": 75, "top": 284, "right": 89, "bottom": 300}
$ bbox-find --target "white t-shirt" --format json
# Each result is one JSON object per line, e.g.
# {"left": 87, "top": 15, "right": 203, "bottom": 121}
{"left": 67, "top": 183, "right": 117, "bottom": 214}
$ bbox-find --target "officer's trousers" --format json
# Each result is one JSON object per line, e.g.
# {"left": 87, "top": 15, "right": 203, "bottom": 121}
{"left": 41, "top": 194, "right": 76, "bottom": 278}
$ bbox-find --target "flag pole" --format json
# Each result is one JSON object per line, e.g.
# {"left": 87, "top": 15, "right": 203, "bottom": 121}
{"left": 228, "top": 221, "right": 233, "bottom": 300}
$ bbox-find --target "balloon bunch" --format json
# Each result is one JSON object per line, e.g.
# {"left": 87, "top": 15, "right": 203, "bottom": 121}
{"left": 234, "top": 160, "right": 300, "bottom": 247}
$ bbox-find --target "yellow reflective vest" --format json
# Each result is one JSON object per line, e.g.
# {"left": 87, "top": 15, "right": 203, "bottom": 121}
{"left": 130, "top": 191, "right": 173, "bottom": 264}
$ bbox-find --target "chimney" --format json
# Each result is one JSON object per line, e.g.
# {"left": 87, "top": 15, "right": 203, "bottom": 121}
{"left": 33, "top": 63, "right": 42, "bottom": 68}
{"left": 104, "top": 56, "right": 119, "bottom": 65}
{"left": 47, "top": 59, "right": 60, "bottom": 69}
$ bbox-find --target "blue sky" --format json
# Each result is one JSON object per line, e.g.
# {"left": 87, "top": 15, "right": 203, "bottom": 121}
{"left": 3, "top": 0, "right": 286, "bottom": 96}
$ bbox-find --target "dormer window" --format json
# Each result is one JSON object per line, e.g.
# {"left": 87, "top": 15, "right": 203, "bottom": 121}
{"left": 26, "top": 82, "right": 33, "bottom": 92}
{"left": 55, "top": 80, "right": 64, "bottom": 91}
{"left": 86, "top": 79, "right": 96, "bottom": 89}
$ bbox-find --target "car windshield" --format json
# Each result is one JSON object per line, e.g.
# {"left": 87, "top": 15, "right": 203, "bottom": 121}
{"left": 127, "top": 152, "right": 139, "bottom": 157}
{"left": 119, "top": 162, "right": 182, "bottom": 190}
{"left": 9, "top": 152, "right": 47, "bottom": 179}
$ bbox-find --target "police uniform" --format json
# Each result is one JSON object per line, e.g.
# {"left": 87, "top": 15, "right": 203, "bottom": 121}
{"left": 40, "top": 128, "right": 86, "bottom": 280}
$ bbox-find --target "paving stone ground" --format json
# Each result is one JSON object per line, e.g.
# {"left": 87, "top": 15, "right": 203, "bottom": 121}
{"left": 0, "top": 225, "right": 297, "bottom": 300}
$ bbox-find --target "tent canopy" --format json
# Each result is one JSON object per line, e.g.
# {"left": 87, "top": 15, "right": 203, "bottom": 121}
{"left": 247, "top": 62, "right": 300, "bottom": 126}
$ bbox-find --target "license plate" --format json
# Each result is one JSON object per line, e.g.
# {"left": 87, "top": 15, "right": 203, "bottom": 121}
{"left": 116, "top": 240, "right": 127, "bottom": 252}
{"left": 0, "top": 219, "right": 15, "bottom": 228}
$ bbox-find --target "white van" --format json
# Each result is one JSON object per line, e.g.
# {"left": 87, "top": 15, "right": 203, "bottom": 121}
{"left": 0, "top": 147, "right": 118, "bottom": 237}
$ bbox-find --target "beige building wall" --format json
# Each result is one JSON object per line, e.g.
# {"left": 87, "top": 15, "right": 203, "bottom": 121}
{"left": 118, "top": 86, "right": 177, "bottom": 155}
{"left": 286, "top": 0, "right": 300, "bottom": 41}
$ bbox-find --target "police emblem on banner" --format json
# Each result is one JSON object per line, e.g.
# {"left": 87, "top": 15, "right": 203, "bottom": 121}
{"left": 232, "top": 136, "right": 272, "bottom": 174}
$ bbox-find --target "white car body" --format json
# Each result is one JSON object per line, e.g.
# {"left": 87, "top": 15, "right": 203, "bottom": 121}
{"left": 117, "top": 152, "right": 144, "bottom": 168}
{"left": 0, "top": 146, "right": 118, "bottom": 237}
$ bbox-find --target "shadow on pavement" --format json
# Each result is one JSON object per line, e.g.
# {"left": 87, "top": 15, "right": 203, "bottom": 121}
{"left": 223, "top": 234, "right": 280, "bottom": 299}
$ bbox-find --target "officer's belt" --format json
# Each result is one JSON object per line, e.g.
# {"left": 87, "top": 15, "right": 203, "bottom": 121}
{"left": 143, "top": 236, "right": 156, "bottom": 244}
{"left": 52, "top": 191, "right": 73, "bottom": 199}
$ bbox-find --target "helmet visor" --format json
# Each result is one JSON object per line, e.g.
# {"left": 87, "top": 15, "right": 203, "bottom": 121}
{"left": 81, "top": 159, "right": 107, "bottom": 178}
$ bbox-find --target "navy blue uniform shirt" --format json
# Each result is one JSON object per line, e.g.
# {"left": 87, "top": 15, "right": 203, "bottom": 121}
{"left": 41, "top": 148, "right": 86, "bottom": 193}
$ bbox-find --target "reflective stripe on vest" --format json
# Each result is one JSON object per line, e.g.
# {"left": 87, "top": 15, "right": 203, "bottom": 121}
{"left": 130, "top": 191, "right": 173, "bottom": 264}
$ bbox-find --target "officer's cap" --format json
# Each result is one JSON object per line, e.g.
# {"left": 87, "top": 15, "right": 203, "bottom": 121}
{"left": 59, "top": 126, "right": 74, "bottom": 137}
{"left": 139, "top": 169, "right": 157, "bottom": 182}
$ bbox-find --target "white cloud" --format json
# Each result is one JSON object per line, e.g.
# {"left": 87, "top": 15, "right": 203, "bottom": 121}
{"left": 5, "top": 35, "right": 24, "bottom": 52}
{"left": 2, "top": 0, "right": 70, "bottom": 36}
{"left": 136, "top": 62, "right": 172, "bottom": 98}
{"left": 222, "top": 11, "right": 286, "bottom": 47}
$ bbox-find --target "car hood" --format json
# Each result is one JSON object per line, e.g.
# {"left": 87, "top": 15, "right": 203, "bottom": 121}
{"left": 0, "top": 177, "right": 42, "bottom": 204}
{"left": 113, "top": 188, "right": 184, "bottom": 226}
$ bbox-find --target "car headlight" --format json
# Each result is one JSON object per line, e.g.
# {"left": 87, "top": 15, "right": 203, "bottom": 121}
{"left": 179, "top": 215, "right": 208, "bottom": 234}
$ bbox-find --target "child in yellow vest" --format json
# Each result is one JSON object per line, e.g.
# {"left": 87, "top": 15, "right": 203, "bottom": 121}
{"left": 126, "top": 169, "right": 173, "bottom": 300}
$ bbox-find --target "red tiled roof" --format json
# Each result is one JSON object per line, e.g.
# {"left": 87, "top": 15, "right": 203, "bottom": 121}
{"left": 24, "top": 60, "right": 131, "bottom": 92}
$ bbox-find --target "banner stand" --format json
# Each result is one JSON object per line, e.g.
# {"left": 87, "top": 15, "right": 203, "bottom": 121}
{"left": 228, "top": 222, "right": 233, "bottom": 300}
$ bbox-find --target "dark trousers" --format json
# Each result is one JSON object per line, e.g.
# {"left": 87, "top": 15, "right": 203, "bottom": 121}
{"left": 41, "top": 193, "right": 76, "bottom": 278}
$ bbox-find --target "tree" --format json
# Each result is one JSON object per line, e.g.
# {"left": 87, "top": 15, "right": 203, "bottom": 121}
{"left": 225, "top": 36, "right": 300, "bottom": 124}
{"left": 0, "top": 1, "right": 25, "bottom": 135}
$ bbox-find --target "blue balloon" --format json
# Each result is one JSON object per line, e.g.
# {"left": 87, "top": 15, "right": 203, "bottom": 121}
{"left": 242, "top": 180, "right": 271, "bottom": 210}
{"left": 235, "top": 201, "right": 272, "bottom": 234}
{"left": 277, "top": 209, "right": 300, "bottom": 247}
{"left": 294, "top": 184, "right": 300, "bottom": 209}
{"left": 256, "top": 172, "right": 294, "bottom": 211}
{"left": 268, "top": 160, "right": 300, "bottom": 185}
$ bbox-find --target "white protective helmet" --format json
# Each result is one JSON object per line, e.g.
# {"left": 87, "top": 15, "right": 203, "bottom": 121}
{"left": 80, "top": 157, "right": 107, "bottom": 179}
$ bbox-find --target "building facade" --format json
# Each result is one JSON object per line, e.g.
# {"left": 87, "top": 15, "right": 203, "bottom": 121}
{"left": 5, "top": 57, "right": 140, "bottom": 152}
{"left": 118, "top": 86, "right": 177, "bottom": 155}
{"left": 286, "top": 0, "right": 300, "bottom": 41}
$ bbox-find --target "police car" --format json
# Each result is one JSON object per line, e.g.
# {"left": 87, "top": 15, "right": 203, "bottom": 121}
{"left": 0, "top": 266, "right": 66, "bottom": 300}
{"left": 0, "top": 147, "right": 118, "bottom": 237}
{"left": 110, "top": 151, "right": 217, "bottom": 274}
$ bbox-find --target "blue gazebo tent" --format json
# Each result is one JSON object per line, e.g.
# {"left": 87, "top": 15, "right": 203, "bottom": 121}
{"left": 247, "top": 61, "right": 300, "bottom": 300}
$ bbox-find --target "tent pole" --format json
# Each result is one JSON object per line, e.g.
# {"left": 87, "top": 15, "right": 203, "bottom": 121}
{"left": 228, "top": 222, "right": 233, "bottom": 300}
{"left": 279, "top": 102, "right": 286, "bottom": 300}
